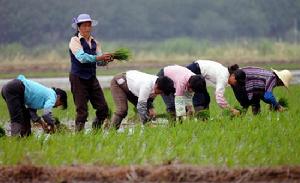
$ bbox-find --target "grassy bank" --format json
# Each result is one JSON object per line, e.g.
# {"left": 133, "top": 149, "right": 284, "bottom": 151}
{"left": 0, "top": 38, "right": 299, "bottom": 79}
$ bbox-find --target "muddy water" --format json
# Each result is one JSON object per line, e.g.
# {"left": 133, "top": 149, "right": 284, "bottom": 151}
{"left": 3, "top": 118, "right": 169, "bottom": 137}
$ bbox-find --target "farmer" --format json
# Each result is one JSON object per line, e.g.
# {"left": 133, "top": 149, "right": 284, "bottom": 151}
{"left": 186, "top": 60, "right": 240, "bottom": 116}
{"left": 1, "top": 75, "right": 67, "bottom": 137}
{"left": 69, "top": 13, "right": 114, "bottom": 131}
{"left": 110, "top": 70, "right": 175, "bottom": 129}
{"left": 157, "top": 65, "right": 208, "bottom": 118}
{"left": 228, "top": 65, "right": 292, "bottom": 114}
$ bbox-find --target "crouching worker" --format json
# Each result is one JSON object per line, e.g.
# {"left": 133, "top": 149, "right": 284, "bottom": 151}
{"left": 110, "top": 70, "right": 175, "bottom": 129}
{"left": 1, "top": 75, "right": 67, "bottom": 137}
{"left": 228, "top": 65, "right": 292, "bottom": 115}
{"left": 157, "top": 65, "right": 209, "bottom": 118}
{"left": 186, "top": 60, "right": 240, "bottom": 116}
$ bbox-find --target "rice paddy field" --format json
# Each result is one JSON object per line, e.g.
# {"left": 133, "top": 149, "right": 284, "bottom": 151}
{"left": 0, "top": 85, "right": 300, "bottom": 182}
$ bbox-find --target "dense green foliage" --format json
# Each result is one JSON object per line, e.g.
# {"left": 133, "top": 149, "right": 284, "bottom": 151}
{"left": 1, "top": 0, "right": 300, "bottom": 46}
{"left": 0, "top": 86, "right": 299, "bottom": 167}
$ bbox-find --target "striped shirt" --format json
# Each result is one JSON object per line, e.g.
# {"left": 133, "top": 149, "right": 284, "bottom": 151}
{"left": 242, "top": 67, "right": 277, "bottom": 100}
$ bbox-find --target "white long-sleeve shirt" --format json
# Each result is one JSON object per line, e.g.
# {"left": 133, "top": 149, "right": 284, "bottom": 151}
{"left": 126, "top": 70, "right": 157, "bottom": 103}
{"left": 126, "top": 70, "right": 158, "bottom": 123}
{"left": 194, "top": 60, "right": 230, "bottom": 108}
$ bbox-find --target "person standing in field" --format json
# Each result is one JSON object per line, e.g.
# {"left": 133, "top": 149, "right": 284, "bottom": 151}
{"left": 157, "top": 65, "right": 208, "bottom": 118}
{"left": 110, "top": 70, "right": 175, "bottom": 129}
{"left": 69, "top": 14, "right": 114, "bottom": 131}
{"left": 186, "top": 60, "right": 240, "bottom": 116}
{"left": 228, "top": 64, "right": 292, "bottom": 114}
{"left": 1, "top": 75, "right": 67, "bottom": 137}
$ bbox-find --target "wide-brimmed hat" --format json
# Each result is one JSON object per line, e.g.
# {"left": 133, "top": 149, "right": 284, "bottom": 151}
{"left": 272, "top": 69, "right": 293, "bottom": 88}
{"left": 72, "top": 14, "right": 98, "bottom": 29}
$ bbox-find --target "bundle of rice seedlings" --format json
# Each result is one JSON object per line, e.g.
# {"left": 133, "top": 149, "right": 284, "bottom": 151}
{"left": 195, "top": 109, "right": 210, "bottom": 120}
{"left": 0, "top": 126, "right": 6, "bottom": 137}
{"left": 278, "top": 97, "right": 288, "bottom": 108}
{"left": 222, "top": 106, "right": 247, "bottom": 118}
{"left": 112, "top": 48, "right": 132, "bottom": 62}
{"left": 222, "top": 108, "right": 232, "bottom": 117}
{"left": 234, "top": 106, "right": 247, "bottom": 115}
{"left": 54, "top": 117, "right": 71, "bottom": 133}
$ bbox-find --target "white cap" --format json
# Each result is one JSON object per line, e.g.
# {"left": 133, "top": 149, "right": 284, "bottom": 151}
{"left": 72, "top": 14, "right": 98, "bottom": 29}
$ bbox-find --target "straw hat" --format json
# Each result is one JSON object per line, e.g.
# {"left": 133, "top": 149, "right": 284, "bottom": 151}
{"left": 272, "top": 69, "right": 293, "bottom": 88}
{"left": 72, "top": 14, "right": 98, "bottom": 29}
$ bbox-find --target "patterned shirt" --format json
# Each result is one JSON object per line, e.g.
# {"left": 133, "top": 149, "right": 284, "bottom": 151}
{"left": 242, "top": 67, "right": 277, "bottom": 100}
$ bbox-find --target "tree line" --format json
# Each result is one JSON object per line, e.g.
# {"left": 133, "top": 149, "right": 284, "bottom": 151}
{"left": 0, "top": 0, "right": 299, "bottom": 46}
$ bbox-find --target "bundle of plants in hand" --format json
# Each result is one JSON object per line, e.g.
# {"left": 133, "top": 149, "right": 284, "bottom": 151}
{"left": 53, "top": 117, "right": 70, "bottom": 133}
{"left": 278, "top": 97, "right": 288, "bottom": 108}
{"left": 234, "top": 105, "right": 247, "bottom": 115}
{"left": 222, "top": 106, "right": 246, "bottom": 118}
{"left": 222, "top": 108, "right": 232, "bottom": 117}
{"left": 195, "top": 109, "right": 210, "bottom": 120}
{"left": 112, "top": 48, "right": 132, "bottom": 62}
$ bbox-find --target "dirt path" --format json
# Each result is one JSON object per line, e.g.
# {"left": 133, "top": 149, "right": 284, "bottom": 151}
{"left": 0, "top": 164, "right": 299, "bottom": 182}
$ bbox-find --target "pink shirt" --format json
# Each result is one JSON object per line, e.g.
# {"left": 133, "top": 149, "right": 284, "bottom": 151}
{"left": 163, "top": 65, "right": 195, "bottom": 96}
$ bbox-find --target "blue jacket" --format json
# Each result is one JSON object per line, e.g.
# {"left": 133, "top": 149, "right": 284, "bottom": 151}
{"left": 17, "top": 75, "right": 56, "bottom": 111}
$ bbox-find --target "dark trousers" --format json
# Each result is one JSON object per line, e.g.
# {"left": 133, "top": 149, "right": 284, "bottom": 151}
{"left": 186, "top": 62, "right": 210, "bottom": 109}
{"left": 1, "top": 79, "right": 31, "bottom": 136}
{"left": 69, "top": 73, "right": 109, "bottom": 126}
{"left": 231, "top": 84, "right": 266, "bottom": 115}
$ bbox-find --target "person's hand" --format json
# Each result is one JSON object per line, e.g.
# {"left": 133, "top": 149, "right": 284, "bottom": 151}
{"left": 48, "top": 124, "right": 56, "bottom": 133}
{"left": 276, "top": 105, "right": 285, "bottom": 112}
{"left": 97, "top": 53, "right": 113, "bottom": 62}
{"left": 186, "top": 105, "right": 194, "bottom": 116}
{"left": 230, "top": 108, "right": 240, "bottom": 116}
{"left": 148, "top": 108, "right": 156, "bottom": 119}
{"left": 40, "top": 121, "right": 55, "bottom": 133}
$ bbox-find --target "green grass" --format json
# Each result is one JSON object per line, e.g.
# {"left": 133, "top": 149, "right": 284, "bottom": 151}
{"left": 0, "top": 86, "right": 300, "bottom": 167}
{"left": 1, "top": 38, "right": 300, "bottom": 79}
{"left": 1, "top": 38, "right": 300, "bottom": 66}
